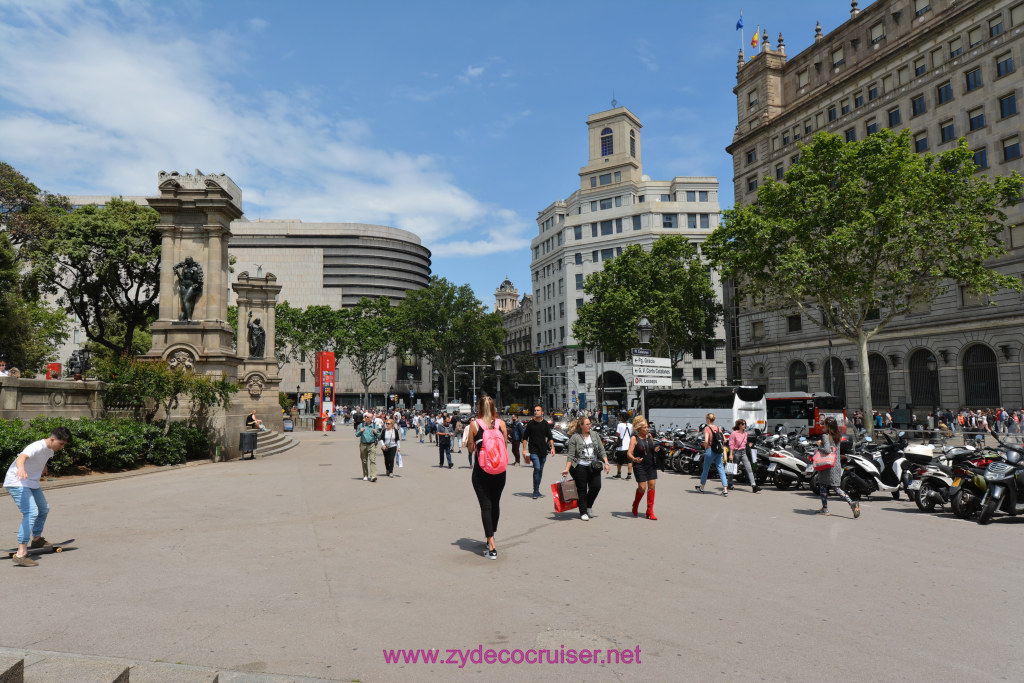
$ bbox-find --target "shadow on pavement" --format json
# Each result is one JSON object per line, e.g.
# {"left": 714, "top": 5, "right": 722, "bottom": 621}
{"left": 451, "top": 537, "right": 485, "bottom": 554}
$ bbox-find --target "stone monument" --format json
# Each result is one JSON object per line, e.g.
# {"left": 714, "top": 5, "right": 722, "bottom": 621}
{"left": 232, "top": 271, "right": 284, "bottom": 432}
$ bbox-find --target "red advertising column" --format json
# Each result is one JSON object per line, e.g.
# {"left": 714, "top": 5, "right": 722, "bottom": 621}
{"left": 314, "top": 351, "right": 336, "bottom": 431}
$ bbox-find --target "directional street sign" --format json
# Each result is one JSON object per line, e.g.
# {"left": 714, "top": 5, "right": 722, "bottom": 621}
{"left": 631, "top": 348, "right": 652, "bottom": 357}
{"left": 631, "top": 355, "right": 670, "bottom": 367}
{"left": 632, "top": 365, "right": 671, "bottom": 378}
{"left": 633, "top": 375, "right": 671, "bottom": 387}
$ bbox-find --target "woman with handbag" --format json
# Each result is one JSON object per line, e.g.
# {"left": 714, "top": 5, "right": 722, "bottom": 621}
{"left": 379, "top": 418, "right": 401, "bottom": 478}
{"left": 726, "top": 419, "right": 761, "bottom": 493}
{"left": 627, "top": 416, "right": 661, "bottom": 520}
{"left": 815, "top": 416, "right": 860, "bottom": 517}
{"left": 559, "top": 417, "right": 610, "bottom": 521}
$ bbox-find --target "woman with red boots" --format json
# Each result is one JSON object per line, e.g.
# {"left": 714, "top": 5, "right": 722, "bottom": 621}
{"left": 627, "top": 416, "right": 661, "bottom": 519}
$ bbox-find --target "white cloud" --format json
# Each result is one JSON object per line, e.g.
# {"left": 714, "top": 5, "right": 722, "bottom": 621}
{"left": 0, "top": 3, "right": 533, "bottom": 255}
{"left": 457, "top": 65, "right": 486, "bottom": 84}
{"left": 247, "top": 17, "right": 268, "bottom": 32}
{"left": 636, "top": 39, "right": 659, "bottom": 72}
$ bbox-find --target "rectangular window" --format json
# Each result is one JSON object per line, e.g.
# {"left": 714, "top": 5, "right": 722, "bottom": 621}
{"left": 601, "top": 248, "right": 614, "bottom": 261}
{"left": 537, "top": 333, "right": 541, "bottom": 345}
{"left": 969, "top": 107, "right": 986, "bottom": 131}
{"left": 590, "top": 201, "right": 597, "bottom": 212}
{"left": 815, "top": 112, "right": 824, "bottom": 128}
{"left": 936, "top": 81, "right": 953, "bottom": 104}
{"left": 660, "top": 194, "right": 671, "bottom": 202}
{"left": 854, "top": 92, "right": 864, "bottom": 108}
{"left": 911, "top": 94, "right": 926, "bottom": 116}
{"left": 693, "top": 368, "right": 702, "bottom": 381}
{"left": 914, "top": 131, "right": 929, "bottom": 152}
{"left": 591, "top": 224, "right": 597, "bottom": 238}
{"left": 574, "top": 252, "right": 582, "bottom": 264}
{"left": 559, "top": 302, "right": 563, "bottom": 318}
{"left": 898, "top": 66, "right": 909, "bottom": 86}
{"left": 614, "top": 171, "right": 621, "bottom": 183}
{"left": 787, "top": 315, "right": 802, "bottom": 332}
{"left": 707, "top": 368, "right": 717, "bottom": 382}
{"left": 965, "top": 67, "right": 982, "bottom": 91}
{"left": 775, "top": 164, "right": 784, "bottom": 180}
{"left": 845, "top": 128, "right": 856, "bottom": 143}
{"left": 686, "top": 190, "right": 696, "bottom": 202}
{"left": 600, "top": 220, "right": 613, "bottom": 236}
{"left": 688, "top": 214, "right": 697, "bottom": 229}
{"left": 613, "top": 195, "right": 621, "bottom": 208}
{"left": 974, "top": 147, "right": 988, "bottom": 168}
{"left": 949, "top": 37, "right": 963, "bottom": 58}
{"left": 751, "top": 320, "right": 765, "bottom": 340}
{"left": 940, "top": 120, "right": 956, "bottom": 143}
{"left": 591, "top": 250, "right": 598, "bottom": 262}
{"left": 747, "top": 177, "right": 758, "bottom": 192}
{"left": 748, "top": 89, "right": 758, "bottom": 109}
{"left": 832, "top": 47, "right": 845, "bottom": 68}
{"left": 997, "top": 52, "right": 1014, "bottom": 78}
{"left": 882, "top": 74, "right": 894, "bottom": 93}
{"left": 576, "top": 298, "right": 583, "bottom": 309}
{"left": 868, "top": 83, "right": 879, "bottom": 101}
{"left": 888, "top": 107, "right": 901, "bottom": 127}
{"left": 574, "top": 226, "right": 582, "bottom": 240}
{"left": 841, "top": 99, "right": 850, "bottom": 115}
{"left": 699, "top": 191, "right": 709, "bottom": 201}
{"left": 915, "top": 0, "right": 930, "bottom": 16}
{"left": 632, "top": 215, "right": 641, "bottom": 231}
{"left": 638, "top": 195, "right": 645, "bottom": 202}
{"left": 968, "top": 26, "right": 982, "bottom": 47}
{"left": 746, "top": 149, "right": 757, "bottom": 163}
{"left": 662, "top": 214, "right": 677, "bottom": 228}
{"left": 616, "top": 246, "right": 622, "bottom": 256}
{"left": 575, "top": 274, "right": 584, "bottom": 290}
{"left": 914, "top": 57, "right": 927, "bottom": 76}
{"left": 804, "top": 121, "right": 812, "bottom": 135}
{"left": 599, "top": 173, "right": 612, "bottom": 186}
{"left": 300, "top": 368, "right": 306, "bottom": 383}
{"left": 871, "top": 23, "right": 885, "bottom": 43}
{"left": 700, "top": 214, "right": 710, "bottom": 229}
{"left": 797, "top": 69, "right": 808, "bottom": 88}
{"left": 866, "top": 118, "right": 878, "bottom": 135}
{"left": 1012, "top": 4, "right": 1023, "bottom": 27}
{"left": 931, "top": 47, "right": 943, "bottom": 69}
{"left": 1004, "top": 135, "right": 1022, "bottom": 161}
{"left": 590, "top": 177, "right": 597, "bottom": 188}
{"left": 828, "top": 105, "right": 837, "bottom": 122}
{"left": 1000, "top": 93, "right": 1018, "bottom": 118}
{"left": 615, "top": 217, "right": 623, "bottom": 233}
{"left": 990, "top": 16, "right": 1004, "bottom": 36}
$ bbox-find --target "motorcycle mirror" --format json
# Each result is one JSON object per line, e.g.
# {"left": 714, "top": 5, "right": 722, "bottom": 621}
{"left": 864, "top": 436, "right": 872, "bottom": 443}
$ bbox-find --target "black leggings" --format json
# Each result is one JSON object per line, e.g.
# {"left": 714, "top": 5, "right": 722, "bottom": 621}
{"left": 570, "top": 464, "right": 603, "bottom": 515}
{"left": 383, "top": 446, "right": 397, "bottom": 474}
{"left": 472, "top": 467, "right": 506, "bottom": 539}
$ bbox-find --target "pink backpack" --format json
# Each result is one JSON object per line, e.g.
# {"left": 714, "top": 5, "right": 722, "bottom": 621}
{"left": 475, "top": 419, "right": 509, "bottom": 474}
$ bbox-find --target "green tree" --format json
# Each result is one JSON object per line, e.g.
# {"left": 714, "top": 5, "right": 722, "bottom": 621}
{"left": 335, "top": 297, "right": 395, "bottom": 407}
{"left": 0, "top": 162, "right": 69, "bottom": 251}
{"left": 572, "top": 235, "right": 722, "bottom": 368}
{"left": 703, "top": 130, "right": 1023, "bottom": 429}
{"left": 26, "top": 197, "right": 161, "bottom": 356}
{"left": 397, "top": 277, "right": 504, "bottom": 402}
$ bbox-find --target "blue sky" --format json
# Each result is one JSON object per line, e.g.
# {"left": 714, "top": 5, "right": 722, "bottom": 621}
{"left": 0, "top": 0, "right": 868, "bottom": 307}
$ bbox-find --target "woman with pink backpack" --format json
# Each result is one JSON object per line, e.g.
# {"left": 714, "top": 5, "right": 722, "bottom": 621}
{"left": 466, "top": 395, "right": 510, "bottom": 560}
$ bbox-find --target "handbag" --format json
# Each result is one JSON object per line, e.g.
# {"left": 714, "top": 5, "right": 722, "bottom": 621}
{"left": 725, "top": 462, "right": 738, "bottom": 475}
{"left": 589, "top": 458, "right": 605, "bottom": 471}
{"left": 813, "top": 446, "right": 837, "bottom": 471}
{"left": 558, "top": 476, "right": 579, "bottom": 502}
{"left": 551, "top": 480, "right": 579, "bottom": 513}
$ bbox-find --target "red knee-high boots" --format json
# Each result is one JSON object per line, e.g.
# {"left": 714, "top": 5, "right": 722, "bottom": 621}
{"left": 632, "top": 489, "right": 644, "bottom": 517}
{"left": 646, "top": 489, "right": 657, "bottom": 520}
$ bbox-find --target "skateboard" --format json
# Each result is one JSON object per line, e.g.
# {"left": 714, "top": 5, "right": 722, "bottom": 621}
{"left": 6, "top": 539, "right": 75, "bottom": 558}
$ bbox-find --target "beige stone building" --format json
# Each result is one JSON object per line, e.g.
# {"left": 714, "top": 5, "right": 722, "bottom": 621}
{"left": 726, "top": 0, "right": 1024, "bottom": 411}
{"left": 533, "top": 106, "right": 726, "bottom": 411}
{"left": 495, "top": 278, "right": 532, "bottom": 364}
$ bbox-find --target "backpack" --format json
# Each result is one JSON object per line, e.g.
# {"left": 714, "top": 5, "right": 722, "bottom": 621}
{"left": 474, "top": 418, "right": 509, "bottom": 475}
{"left": 708, "top": 425, "right": 724, "bottom": 454}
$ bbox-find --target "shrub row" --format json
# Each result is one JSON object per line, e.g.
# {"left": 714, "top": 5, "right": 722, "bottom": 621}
{"left": 0, "top": 417, "right": 211, "bottom": 477}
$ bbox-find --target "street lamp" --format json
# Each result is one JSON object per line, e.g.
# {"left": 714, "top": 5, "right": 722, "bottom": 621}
{"left": 389, "top": 384, "right": 395, "bottom": 412}
{"left": 432, "top": 369, "right": 439, "bottom": 409}
{"left": 926, "top": 354, "right": 938, "bottom": 434}
{"left": 296, "top": 384, "right": 301, "bottom": 414}
{"left": 637, "top": 314, "right": 653, "bottom": 418}
{"left": 493, "top": 354, "right": 503, "bottom": 414}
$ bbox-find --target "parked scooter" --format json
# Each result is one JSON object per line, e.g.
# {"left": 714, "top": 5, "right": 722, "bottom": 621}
{"left": 839, "top": 431, "right": 915, "bottom": 500}
{"left": 976, "top": 437, "right": 1024, "bottom": 525}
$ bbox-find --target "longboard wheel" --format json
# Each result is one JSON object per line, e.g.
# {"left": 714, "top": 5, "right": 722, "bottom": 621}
{"left": 54, "top": 547, "right": 62, "bottom": 553}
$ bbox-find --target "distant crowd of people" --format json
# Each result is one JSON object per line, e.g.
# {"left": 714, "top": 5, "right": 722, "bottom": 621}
{"left": 852, "top": 406, "right": 1024, "bottom": 434}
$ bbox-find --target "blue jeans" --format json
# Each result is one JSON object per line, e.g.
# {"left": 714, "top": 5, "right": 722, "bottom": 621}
{"left": 530, "top": 453, "right": 547, "bottom": 496}
{"left": 700, "top": 448, "right": 728, "bottom": 488}
{"left": 438, "top": 441, "right": 452, "bottom": 466}
{"left": 7, "top": 486, "right": 49, "bottom": 544}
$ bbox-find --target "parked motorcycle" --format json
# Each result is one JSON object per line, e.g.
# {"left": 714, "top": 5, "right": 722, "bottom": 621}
{"left": 976, "top": 438, "right": 1024, "bottom": 525}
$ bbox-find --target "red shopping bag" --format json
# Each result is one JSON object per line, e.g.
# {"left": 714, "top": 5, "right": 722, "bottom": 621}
{"left": 552, "top": 481, "right": 579, "bottom": 513}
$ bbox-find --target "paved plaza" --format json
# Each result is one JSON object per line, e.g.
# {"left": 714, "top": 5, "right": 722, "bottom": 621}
{"left": 4, "top": 429, "right": 1023, "bottom": 682}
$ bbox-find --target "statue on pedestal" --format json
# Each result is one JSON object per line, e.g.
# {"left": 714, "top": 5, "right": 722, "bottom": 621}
{"left": 173, "top": 257, "right": 204, "bottom": 321}
{"left": 247, "top": 311, "right": 266, "bottom": 358}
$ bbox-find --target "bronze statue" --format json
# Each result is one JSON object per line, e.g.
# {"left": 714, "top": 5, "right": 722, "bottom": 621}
{"left": 247, "top": 310, "right": 266, "bottom": 358}
{"left": 173, "top": 257, "right": 204, "bottom": 321}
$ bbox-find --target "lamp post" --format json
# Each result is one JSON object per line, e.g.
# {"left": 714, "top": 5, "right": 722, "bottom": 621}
{"left": 458, "top": 362, "right": 493, "bottom": 407}
{"left": 637, "top": 314, "right": 653, "bottom": 418}
{"left": 296, "top": 384, "right": 301, "bottom": 414}
{"left": 493, "top": 354, "right": 503, "bottom": 415}
{"left": 926, "top": 354, "right": 938, "bottom": 434}
{"left": 432, "top": 369, "right": 439, "bottom": 409}
{"left": 389, "top": 384, "right": 395, "bottom": 413}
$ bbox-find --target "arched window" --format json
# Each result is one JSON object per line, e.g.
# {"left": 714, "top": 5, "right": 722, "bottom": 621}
{"left": 630, "top": 129, "right": 636, "bottom": 157}
{"left": 963, "top": 344, "right": 1000, "bottom": 407}
{"left": 601, "top": 127, "right": 613, "bottom": 156}
{"left": 789, "top": 361, "right": 808, "bottom": 392}
{"left": 868, "top": 353, "right": 890, "bottom": 408}
{"left": 908, "top": 349, "right": 939, "bottom": 409}
{"left": 823, "top": 357, "right": 846, "bottom": 405}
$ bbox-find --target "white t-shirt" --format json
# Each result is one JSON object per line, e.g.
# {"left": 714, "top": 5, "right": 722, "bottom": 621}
{"left": 4, "top": 439, "right": 55, "bottom": 489}
{"left": 616, "top": 422, "right": 632, "bottom": 451}
{"left": 580, "top": 434, "right": 595, "bottom": 465}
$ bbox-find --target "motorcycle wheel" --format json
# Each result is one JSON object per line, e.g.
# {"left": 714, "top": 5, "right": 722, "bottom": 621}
{"left": 672, "top": 455, "right": 685, "bottom": 474}
{"left": 977, "top": 496, "right": 999, "bottom": 525}
{"left": 774, "top": 476, "right": 793, "bottom": 490}
{"left": 891, "top": 490, "right": 901, "bottom": 500}
{"left": 755, "top": 469, "right": 769, "bottom": 486}
{"left": 840, "top": 472, "right": 862, "bottom": 501}
{"left": 915, "top": 481, "right": 938, "bottom": 512}
{"left": 950, "top": 488, "right": 979, "bottom": 519}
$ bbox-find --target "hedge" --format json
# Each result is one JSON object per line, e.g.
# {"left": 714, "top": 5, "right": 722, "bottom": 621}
{"left": 0, "top": 417, "right": 211, "bottom": 477}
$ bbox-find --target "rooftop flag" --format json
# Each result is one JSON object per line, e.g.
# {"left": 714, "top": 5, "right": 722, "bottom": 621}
{"left": 751, "top": 25, "right": 760, "bottom": 48}
{"left": 736, "top": 13, "right": 743, "bottom": 30}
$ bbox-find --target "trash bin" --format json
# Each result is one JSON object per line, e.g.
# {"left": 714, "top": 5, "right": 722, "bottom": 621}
{"left": 283, "top": 418, "right": 293, "bottom": 432}
{"left": 239, "top": 431, "right": 258, "bottom": 460}
{"left": 314, "top": 416, "right": 325, "bottom": 431}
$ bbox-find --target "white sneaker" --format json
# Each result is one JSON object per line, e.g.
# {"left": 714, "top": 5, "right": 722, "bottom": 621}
{"left": 581, "top": 514, "right": 590, "bottom": 521}
{"left": 363, "top": 476, "right": 368, "bottom": 481}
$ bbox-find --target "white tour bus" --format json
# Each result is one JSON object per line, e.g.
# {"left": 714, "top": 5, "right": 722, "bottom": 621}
{"left": 644, "top": 386, "right": 767, "bottom": 433}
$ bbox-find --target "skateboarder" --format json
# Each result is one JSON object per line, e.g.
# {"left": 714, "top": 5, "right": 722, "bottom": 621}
{"left": 4, "top": 427, "right": 72, "bottom": 567}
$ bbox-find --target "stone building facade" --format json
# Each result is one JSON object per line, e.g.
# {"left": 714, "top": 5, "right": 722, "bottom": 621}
{"left": 725, "top": 0, "right": 1024, "bottom": 411}
{"left": 532, "top": 106, "right": 726, "bottom": 412}
{"left": 496, "top": 279, "right": 532, "bottom": 367}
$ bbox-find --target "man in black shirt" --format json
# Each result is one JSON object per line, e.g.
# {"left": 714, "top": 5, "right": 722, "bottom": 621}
{"left": 522, "top": 404, "right": 555, "bottom": 499}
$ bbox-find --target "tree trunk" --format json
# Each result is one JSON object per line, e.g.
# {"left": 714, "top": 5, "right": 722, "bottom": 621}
{"left": 857, "top": 332, "right": 873, "bottom": 437}
{"left": 163, "top": 402, "right": 172, "bottom": 435}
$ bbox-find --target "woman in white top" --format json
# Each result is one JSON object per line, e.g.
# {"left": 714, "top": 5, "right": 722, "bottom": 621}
{"left": 561, "top": 417, "right": 610, "bottom": 521}
{"left": 613, "top": 412, "right": 633, "bottom": 480}
{"left": 379, "top": 418, "right": 401, "bottom": 477}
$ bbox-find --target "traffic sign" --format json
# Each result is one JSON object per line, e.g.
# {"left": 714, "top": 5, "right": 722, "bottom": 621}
{"left": 633, "top": 376, "right": 671, "bottom": 387}
{"left": 631, "top": 355, "right": 670, "bottom": 367}
{"left": 632, "top": 365, "right": 671, "bottom": 378}
{"left": 631, "top": 348, "right": 652, "bottom": 357}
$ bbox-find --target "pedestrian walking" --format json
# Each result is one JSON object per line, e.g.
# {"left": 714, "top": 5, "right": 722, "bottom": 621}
{"left": 467, "top": 396, "right": 509, "bottom": 560}
{"left": 612, "top": 412, "right": 633, "bottom": 480}
{"left": 5, "top": 427, "right": 72, "bottom": 566}
{"left": 696, "top": 413, "right": 728, "bottom": 496}
{"left": 727, "top": 419, "right": 761, "bottom": 493}
{"left": 627, "top": 416, "right": 661, "bottom": 519}
{"left": 356, "top": 412, "right": 380, "bottom": 482}
{"left": 508, "top": 414, "right": 524, "bottom": 466}
{"left": 522, "top": 404, "right": 555, "bottom": 499}
{"left": 816, "top": 417, "right": 860, "bottom": 517}
{"left": 437, "top": 415, "right": 454, "bottom": 468}
{"left": 379, "top": 418, "right": 401, "bottom": 477}
{"left": 560, "top": 416, "right": 610, "bottom": 521}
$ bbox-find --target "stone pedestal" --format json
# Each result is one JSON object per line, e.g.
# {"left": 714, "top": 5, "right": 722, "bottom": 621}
{"left": 232, "top": 271, "right": 284, "bottom": 432}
